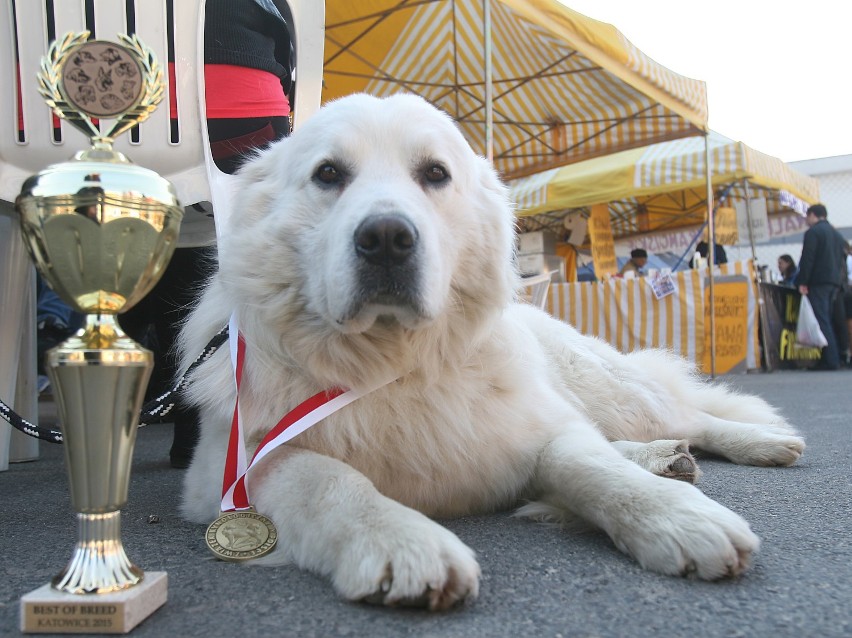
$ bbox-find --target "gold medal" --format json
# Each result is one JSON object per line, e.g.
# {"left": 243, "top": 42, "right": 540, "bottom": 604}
{"left": 205, "top": 510, "right": 278, "bottom": 562}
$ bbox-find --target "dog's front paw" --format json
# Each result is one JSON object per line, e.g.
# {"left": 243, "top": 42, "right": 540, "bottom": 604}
{"left": 332, "top": 506, "right": 480, "bottom": 611}
{"left": 614, "top": 439, "right": 701, "bottom": 483}
{"left": 607, "top": 478, "right": 759, "bottom": 580}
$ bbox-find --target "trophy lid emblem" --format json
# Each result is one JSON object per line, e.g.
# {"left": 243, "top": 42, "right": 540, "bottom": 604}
{"left": 59, "top": 40, "right": 145, "bottom": 118}
{"left": 38, "top": 31, "right": 164, "bottom": 145}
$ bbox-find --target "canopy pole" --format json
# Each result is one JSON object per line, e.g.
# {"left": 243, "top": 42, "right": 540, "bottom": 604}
{"left": 743, "top": 180, "right": 772, "bottom": 372}
{"left": 705, "top": 133, "right": 716, "bottom": 378}
{"left": 483, "top": 0, "right": 494, "bottom": 164}
{"left": 743, "top": 180, "right": 758, "bottom": 262}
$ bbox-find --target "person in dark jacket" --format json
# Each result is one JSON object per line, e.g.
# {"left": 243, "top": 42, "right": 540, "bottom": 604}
{"left": 119, "top": 0, "right": 294, "bottom": 467}
{"left": 795, "top": 204, "right": 848, "bottom": 370}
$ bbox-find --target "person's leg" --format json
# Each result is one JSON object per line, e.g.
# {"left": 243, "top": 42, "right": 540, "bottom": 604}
{"left": 120, "top": 246, "right": 213, "bottom": 466}
{"left": 807, "top": 285, "right": 841, "bottom": 369}
{"left": 151, "top": 247, "right": 214, "bottom": 467}
{"left": 118, "top": 283, "right": 159, "bottom": 398}
{"left": 833, "top": 289, "right": 850, "bottom": 365}
{"left": 843, "top": 290, "right": 852, "bottom": 366}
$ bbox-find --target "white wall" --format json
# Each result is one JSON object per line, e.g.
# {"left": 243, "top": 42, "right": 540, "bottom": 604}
{"left": 789, "top": 154, "right": 852, "bottom": 234}
{"left": 731, "top": 154, "right": 852, "bottom": 278}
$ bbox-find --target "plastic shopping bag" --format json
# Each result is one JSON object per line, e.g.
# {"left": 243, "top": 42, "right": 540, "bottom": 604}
{"left": 796, "top": 295, "right": 828, "bottom": 348}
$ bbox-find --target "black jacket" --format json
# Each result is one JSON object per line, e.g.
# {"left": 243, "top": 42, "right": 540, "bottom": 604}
{"left": 204, "top": 0, "right": 293, "bottom": 93}
{"left": 795, "top": 219, "right": 847, "bottom": 287}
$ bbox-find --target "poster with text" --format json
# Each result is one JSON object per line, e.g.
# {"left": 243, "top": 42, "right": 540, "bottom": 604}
{"left": 588, "top": 204, "right": 617, "bottom": 279}
{"left": 702, "top": 277, "right": 749, "bottom": 374}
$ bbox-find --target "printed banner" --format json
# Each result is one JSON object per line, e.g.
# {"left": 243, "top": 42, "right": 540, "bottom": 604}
{"left": 588, "top": 203, "right": 617, "bottom": 278}
{"left": 623, "top": 211, "right": 809, "bottom": 255}
{"left": 734, "top": 198, "right": 769, "bottom": 245}
{"left": 758, "top": 283, "right": 822, "bottom": 369}
{"left": 702, "top": 277, "right": 749, "bottom": 374}
{"left": 714, "top": 207, "right": 738, "bottom": 245}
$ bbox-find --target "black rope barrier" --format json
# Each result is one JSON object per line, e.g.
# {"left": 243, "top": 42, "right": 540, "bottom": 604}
{"left": 0, "top": 325, "right": 228, "bottom": 444}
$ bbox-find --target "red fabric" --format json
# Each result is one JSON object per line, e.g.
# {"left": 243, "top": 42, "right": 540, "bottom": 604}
{"left": 223, "top": 333, "right": 248, "bottom": 506}
{"left": 16, "top": 66, "right": 23, "bottom": 133}
{"left": 168, "top": 62, "right": 178, "bottom": 120}
{"left": 223, "top": 328, "right": 346, "bottom": 511}
{"left": 231, "top": 386, "right": 347, "bottom": 509}
{"left": 204, "top": 64, "right": 290, "bottom": 118}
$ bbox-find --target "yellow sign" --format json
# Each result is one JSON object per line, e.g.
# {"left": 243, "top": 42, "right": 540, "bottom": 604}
{"left": 701, "top": 278, "right": 749, "bottom": 374}
{"left": 588, "top": 204, "right": 617, "bottom": 279}
{"left": 714, "top": 206, "right": 738, "bottom": 245}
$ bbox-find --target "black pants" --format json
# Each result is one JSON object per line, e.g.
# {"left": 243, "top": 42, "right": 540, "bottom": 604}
{"left": 834, "top": 286, "right": 850, "bottom": 358}
{"left": 119, "top": 246, "right": 214, "bottom": 456}
{"left": 808, "top": 284, "right": 843, "bottom": 369}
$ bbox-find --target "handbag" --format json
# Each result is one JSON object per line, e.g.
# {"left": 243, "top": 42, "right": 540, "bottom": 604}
{"left": 796, "top": 295, "right": 828, "bottom": 348}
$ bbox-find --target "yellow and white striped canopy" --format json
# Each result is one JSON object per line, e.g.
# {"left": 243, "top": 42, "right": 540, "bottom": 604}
{"left": 323, "top": 0, "right": 708, "bottom": 180}
{"left": 511, "top": 132, "right": 821, "bottom": 239}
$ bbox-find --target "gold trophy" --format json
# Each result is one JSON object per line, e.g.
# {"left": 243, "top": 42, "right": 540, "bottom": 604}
{"left": 16, "top": 32, "right": 180, "bottom": 633}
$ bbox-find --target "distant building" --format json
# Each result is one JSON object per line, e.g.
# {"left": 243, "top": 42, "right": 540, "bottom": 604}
{"left": 789, "top": 154, "right": 852, "bottom": 237}
{"left": 726, "top": 153, "right": 852, "bottom": 275}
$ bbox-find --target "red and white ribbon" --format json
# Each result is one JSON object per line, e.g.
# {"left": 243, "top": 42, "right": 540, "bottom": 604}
{"left": 220, "top": 313, "right": 398, "bottom": 512}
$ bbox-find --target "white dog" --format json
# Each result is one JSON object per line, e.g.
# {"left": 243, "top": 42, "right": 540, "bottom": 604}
{"left": 179, "top": 93, "right": 804, "bottom": 610}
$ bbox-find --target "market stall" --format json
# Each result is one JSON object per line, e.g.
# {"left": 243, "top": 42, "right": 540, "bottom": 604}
{"left": 511, "top": 132, "right": 819, "bottom": 243}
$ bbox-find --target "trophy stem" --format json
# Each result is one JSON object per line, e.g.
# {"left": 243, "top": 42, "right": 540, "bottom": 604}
{"left": 46, "top": 314, "right": 153, "bottom": 597}
{"left": 52, "top": 511, "right": 144, "bottom": 594}
{"left": 47, "top": 318, "right": 153, "bottom": 514}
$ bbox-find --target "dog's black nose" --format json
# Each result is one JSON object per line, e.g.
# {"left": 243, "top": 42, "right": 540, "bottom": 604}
{"left": 354, "top": 214, "right": 418, "bottom": 265}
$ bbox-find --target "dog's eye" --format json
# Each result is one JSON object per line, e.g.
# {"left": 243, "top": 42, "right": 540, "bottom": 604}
{"left": 314, "top": 162, "right": 343, "bottom": 186}
{"left": 423, "top": 164, "right": 449, "bottom": 185}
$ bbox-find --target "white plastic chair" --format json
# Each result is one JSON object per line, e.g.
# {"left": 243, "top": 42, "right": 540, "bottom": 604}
{"left": 0, "top": 0, "right": 325, "bottom": 470}
{"left": 520, "top": 270, "right": 556, "bottom": 310}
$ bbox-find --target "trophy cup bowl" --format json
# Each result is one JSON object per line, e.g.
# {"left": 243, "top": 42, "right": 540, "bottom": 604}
{"left": 17, "top": 147, "right": 183, "bottom": 595}
{"left": 18, "top": 150, "right": 182, "bottom": 318}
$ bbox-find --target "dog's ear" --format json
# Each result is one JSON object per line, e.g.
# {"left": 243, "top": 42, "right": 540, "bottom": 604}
{"left": 455, "top": 155, "right": 520, "bottom": 312}
{"left": 222, "top": 137, "right": 295, "bottom": 233}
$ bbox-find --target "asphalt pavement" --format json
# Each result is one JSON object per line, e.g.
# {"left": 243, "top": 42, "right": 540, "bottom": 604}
{"left": 1, "top": 368, "right": 850, "bottom": 638}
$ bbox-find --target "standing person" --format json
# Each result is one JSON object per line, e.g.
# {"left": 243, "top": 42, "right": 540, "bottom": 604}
{"left": 692, "top": 240, "right": 728, "bottom": 267}
{"left": 777, "top": 254, "right": 798, "bottom": 287}
{"left": 795, "top": 204, "right": 848, "bottom": 370}
{"left": 119, "top": 0, "right": 294, "bottom": 468}
{"left": 619, "top": 248, "right": 648, "bottom": 276}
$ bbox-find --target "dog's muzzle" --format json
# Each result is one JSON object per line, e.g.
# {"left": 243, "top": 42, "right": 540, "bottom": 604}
{"left": 350, "top": 213, "right": 423, "bottom": 312}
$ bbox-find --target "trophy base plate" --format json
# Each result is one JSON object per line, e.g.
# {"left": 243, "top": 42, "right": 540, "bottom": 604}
{"left": 20, "top": 571, "right": 167, "bottom": 634}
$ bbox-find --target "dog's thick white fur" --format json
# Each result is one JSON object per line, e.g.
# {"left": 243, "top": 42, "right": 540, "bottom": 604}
{"left": 179, "top": 93, "right": 804, "bottom": 610}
